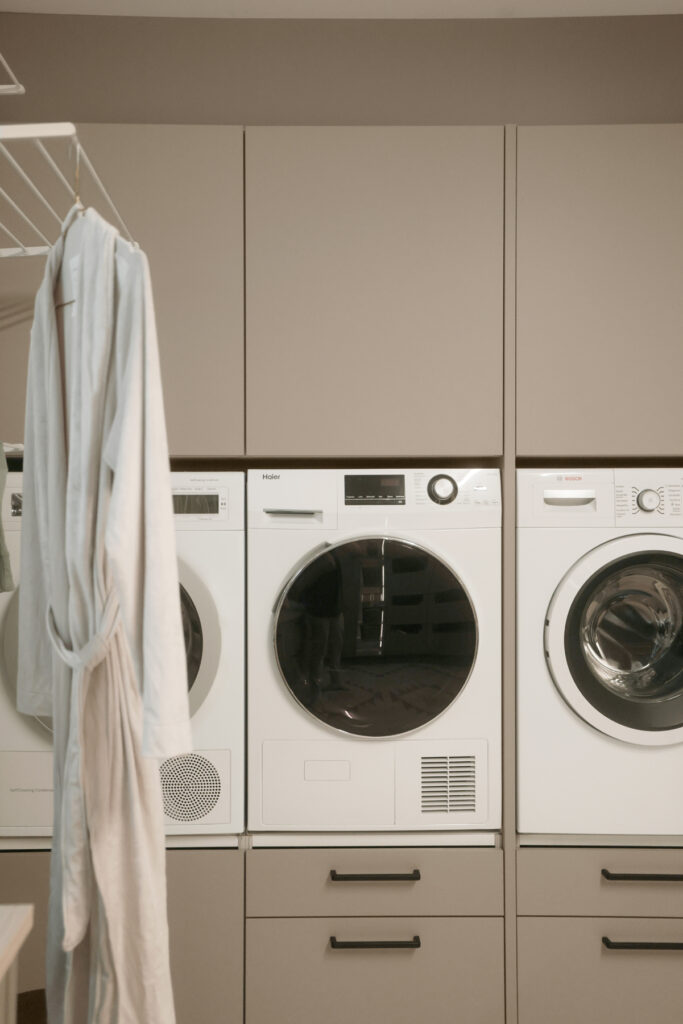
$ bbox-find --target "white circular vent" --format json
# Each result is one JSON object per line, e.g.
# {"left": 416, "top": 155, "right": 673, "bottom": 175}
{"left": 160, "top": 754, "right": 221, "bottom": 821}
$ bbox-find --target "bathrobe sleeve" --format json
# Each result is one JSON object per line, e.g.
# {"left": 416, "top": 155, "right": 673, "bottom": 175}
{"left": 104, "top": 242, "right": 192, "bottom": 758}
{"left": 16, "top": 290, "right": 57, "bottom": 717}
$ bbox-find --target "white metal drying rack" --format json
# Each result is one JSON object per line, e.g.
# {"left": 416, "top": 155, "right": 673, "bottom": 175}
{"left": 0, "top": 122, "right": 136, "bottom": 258}
{"left": 0, "top": 51, "right": 24, "bottom": 95}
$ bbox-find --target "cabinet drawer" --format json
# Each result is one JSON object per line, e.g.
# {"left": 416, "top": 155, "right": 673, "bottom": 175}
{"left": 246, "top": 847, "right": 503, "bottom": 917}
{"left": 517, "top": 849, "right": 683, "bottom": 917}
{"left": 246, "top": 916, "right": 504, "bottom": 1024}
{"left": 518, "top": 917, "right": 683, "bottom": 1024}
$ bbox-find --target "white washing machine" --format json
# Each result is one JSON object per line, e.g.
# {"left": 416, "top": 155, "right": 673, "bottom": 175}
{"left": 247, "top": 468, "right": 501, "bottom": 833}
{"left": 518, "top": 468, "right": 683, "bottom": 837}
{"left": 0, "top": 470, "right": 245, "bottom": 842}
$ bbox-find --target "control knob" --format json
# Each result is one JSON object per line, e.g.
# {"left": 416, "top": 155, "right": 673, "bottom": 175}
{"left": 427, "top": 474, "right": 458, "bottom": 505}
{"left": 636, "top": 488, "right": 660, "bottom": 512}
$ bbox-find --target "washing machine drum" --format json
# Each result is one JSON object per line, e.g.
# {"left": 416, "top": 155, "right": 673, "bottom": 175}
{"left": 545, "top": 535, "right": 683, "bottom": 745}
{"left": 274, "top": 536, "right": 478, "bottom": 737}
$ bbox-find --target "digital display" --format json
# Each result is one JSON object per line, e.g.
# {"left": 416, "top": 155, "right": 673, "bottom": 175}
{"left": 344, "top": 474, "right": 405, "bottom": 505}
{"left": 173, "top": 493, "right": 219, "bottom": 515}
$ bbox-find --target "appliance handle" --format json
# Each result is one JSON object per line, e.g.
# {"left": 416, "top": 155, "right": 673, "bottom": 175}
{"left": 330, "top": 869, "right": 421, "bottom": 883}
{"left": 601, "top": 869, "right": 683, "bottom": 882}
{"left": 542, "top": 490, "right": 596, "bottom": 506}
{"left": 263, "top": 508, "right": 323, "bottom": 516}
{"left": 330, "top": 936, "right": 421, "bottom": 950}
{"left": 602, "top": 937, "right": 683, "bottom": 951}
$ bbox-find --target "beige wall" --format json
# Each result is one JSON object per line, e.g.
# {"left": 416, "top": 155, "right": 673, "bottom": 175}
{"left": 1, "top": 13, "right": 683, "bottom": 126}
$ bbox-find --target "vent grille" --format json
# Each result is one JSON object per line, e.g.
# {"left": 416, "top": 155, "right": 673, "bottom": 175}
{"left": 160, "top": 753, "right": 221, "bottom": 821}
{"left": 421, "top": 755, "right": 476, "bottom": 814}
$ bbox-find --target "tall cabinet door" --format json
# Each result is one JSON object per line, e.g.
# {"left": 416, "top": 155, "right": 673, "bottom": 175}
{"left": 517, "top": 125, "right": 683, "bottom": 458}
{"left": 245, "top": 127, "right": 503, "bottom": 458}
{"left": 78, "top": 124, "right": 245, "bottom": 457}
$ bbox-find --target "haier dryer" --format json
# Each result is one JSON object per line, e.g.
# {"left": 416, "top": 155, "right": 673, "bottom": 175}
{"left": 247, "top": 468, "right": 501, "bottom": 833}
{"left": 0, "top": 470, "right": 245, "bottom": 843}
{"left": 0, "top": 473, "right": 53, "bottom": 840}
{"left": 518, "top": 468, "right": 683, "bottom": 837}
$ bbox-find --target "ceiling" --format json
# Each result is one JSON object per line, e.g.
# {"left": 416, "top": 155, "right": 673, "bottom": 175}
{"left": 2, "top": 0, "right": 683, "bottom": 17}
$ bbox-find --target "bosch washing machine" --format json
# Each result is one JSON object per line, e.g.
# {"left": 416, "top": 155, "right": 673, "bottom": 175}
{"left": 0, "top": 470, "right": 245, "bottom": 843}
{"left": 247, "top": 468, "right": 502, "bottom": 834}
{"left": 518, "top": 468, "right": 683, "bottom": 837}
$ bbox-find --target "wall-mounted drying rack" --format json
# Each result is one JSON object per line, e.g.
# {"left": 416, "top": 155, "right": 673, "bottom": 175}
{"left": 0, "top": 122, "right": 136, "bottom": 258}
{"left": 0, "top": 52, "right": 24, "bottom": 95}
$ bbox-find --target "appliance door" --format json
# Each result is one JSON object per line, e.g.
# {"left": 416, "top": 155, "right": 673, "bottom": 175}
{"left": 177, "top": 557, "right": 221, "bottom": 717}
{"left": 273, "top": 536, "right": 478, "bottom": 737}
{"left": 2, "top": 559, "right": 219, "bottom": 725}
{"left": 545, "top": 534, "right": 683, "bottom": 745}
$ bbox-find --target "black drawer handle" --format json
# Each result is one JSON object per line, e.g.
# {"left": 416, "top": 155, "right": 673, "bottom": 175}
{"left": 603, "top": 937, "right": 683, "bottom": 951}
{"left": 330, "top": 936, "right": 421, "bottom": 950}
{"left": 601, "top": 869, "right": 683, "bottom": 882}
{"left": 329, "top": 869, "right": 421, "bottom": 882}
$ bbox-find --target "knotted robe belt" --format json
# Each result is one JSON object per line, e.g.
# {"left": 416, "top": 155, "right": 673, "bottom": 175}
{"left": 46, "top": 590, "right": 122, "bottom": 950}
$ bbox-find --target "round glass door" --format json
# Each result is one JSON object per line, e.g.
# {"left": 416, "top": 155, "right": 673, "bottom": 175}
{"left": 545, "top": 535, "right": 683, "bottom": 744}
{"left": 565, "top": 553, "right": 683, "bottom": 730}
{"left": 180, "top": 583, "right": 203, "bottom": 693}
{"left": 274, "top": 536, "right": 477, "bottom": 737}
{"left": 177, "top": 558, "right": 221, "bottom": 718}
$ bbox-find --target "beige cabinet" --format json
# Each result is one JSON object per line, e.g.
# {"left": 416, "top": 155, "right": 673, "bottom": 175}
{"left": 517, "top": 848, "right": 683, "bottom": 1024}
{"left": 516, "top": 124, "right": 683, "bottom": 458}
{"left": 166, "top": 849, "right": 244, "bottom": 1024}
{"left": 0, "top": 125, "right": 245, "bottom": 457}
{"left": 518, "top": 918, "right": 683, "bottom": 1024}
{"left": 0, "top": 848, "right": 244, "bottom": 1024}
{"left": 77, "top": 125, "right": 245, "bottom": 458}
{"left": 245, "top": 846, "right": 504, "bottom": 1024}
{"left": 245, "top": 126, "right": 504, "bottom": 458}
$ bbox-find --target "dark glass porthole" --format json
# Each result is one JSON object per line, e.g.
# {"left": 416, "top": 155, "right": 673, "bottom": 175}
{"left": 180, "top": 583, "right": 203, "bottom": 693}
{"left": 274, "top": 537, "right": 477, "bottom": 737}
{"left": 564, "top": 552, "right": 683, "bottom": 731}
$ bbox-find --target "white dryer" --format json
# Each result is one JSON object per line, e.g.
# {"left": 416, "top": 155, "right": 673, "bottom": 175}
{"left": 0, "top": 473, "right": 53, "bottom": 839}
{"left": 518, "top": 468, "right": 683, "bottom": 837}
{"left": 162, "top": 471, "right": 244, "bottom": 838}
{"left": 0, "top": 470, "right": 245, "bottom": 842}
{"left": 247, "top": 468, "right": 501, "bottom": 833}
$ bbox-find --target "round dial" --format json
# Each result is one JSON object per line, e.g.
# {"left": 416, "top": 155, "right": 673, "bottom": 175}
{"left": 637, "top": 489, "right": 660, "bottom": 513}
{"left": 427, "top": 474, "right": 458, "bottom": 505}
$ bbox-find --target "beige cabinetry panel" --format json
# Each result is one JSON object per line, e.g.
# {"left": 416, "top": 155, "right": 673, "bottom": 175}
{"left": 0, "top": 850, "right": 244, "bottom": 1021}
{"left": 166, "top": 849, "right": 243, "bottom": 1024}
{"left": 245, "top": 846, "right": 504, "bottom": 1024}
{"left": 518, "top": 917, "right": 683, "bottom": 1024}
{"left": 78, "top": 124, "right": 245, "bottom": 457}
{"left": 518, "top": 848, "right": 683, "bottom": 1024}
{"left": 247, "top": 846, "right": 503, "bottom": 917}
{"left": 517, "top": 125, "right": 683, "bottom": 458}
{"left": 246, "top": 916, "right": 504, "bottom": 1024}
{"left": 518, "top": 848, "right": 683, "bottom": 917}
{"left": 245, "top": 126, "right": 504, "bottom": 458}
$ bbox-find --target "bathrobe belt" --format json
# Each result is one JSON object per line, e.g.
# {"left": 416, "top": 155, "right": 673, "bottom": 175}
{"left": 46, "top": 592, "right": 121, "bottom": 673}
{"left": 45, "top": 590, "right": 123, "bottom": 950}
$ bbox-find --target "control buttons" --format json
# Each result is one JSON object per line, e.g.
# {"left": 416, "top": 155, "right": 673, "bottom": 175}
{"left": 636, "top": 488, "right": 660, "bottom": 512}
{"left": 427, "top": 474, "right": 458, "bottom": 505}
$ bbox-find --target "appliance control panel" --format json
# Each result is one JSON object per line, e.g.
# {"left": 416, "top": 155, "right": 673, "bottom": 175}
{"left": 615, "top": 471, "right": 683, "bottom": 526}
{"left": 1, "top": 473, "right": 22, "bottom": 530}
{"left": 248, "top": 469, "right": 500, "bottom": 529}
{"left": 171, "top": 472, "right": 244, "bottom": 530}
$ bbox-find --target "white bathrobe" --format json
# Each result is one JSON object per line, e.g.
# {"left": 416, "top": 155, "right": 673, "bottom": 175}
{"left": 17, "top": 205, "right": 192, "bottom": 1024}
